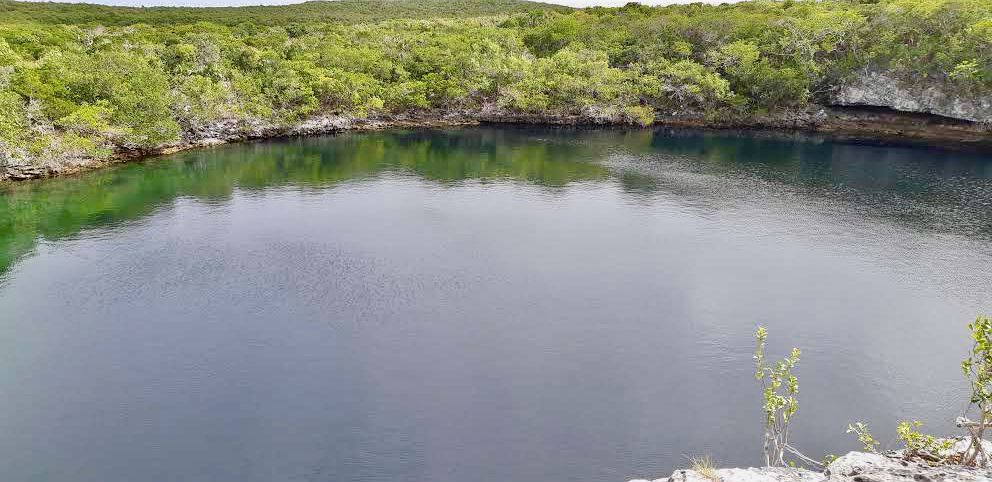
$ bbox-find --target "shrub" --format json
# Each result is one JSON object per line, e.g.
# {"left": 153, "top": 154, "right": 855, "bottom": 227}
{"left": 754, "top": 326, "right": 801, "bottom": 467}
{"left": 960, "top": 315, "right": 992, "bottom": 466}
{"left": 846, "top": 422, "right": 880, "bottom": 453}
{"left": 623, "top": 105, "right": 655, "bottom": 126}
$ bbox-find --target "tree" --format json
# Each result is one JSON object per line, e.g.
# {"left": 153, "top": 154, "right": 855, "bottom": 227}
{"left": 754, "top": 327, "right": 801, "bottom": 467}
{"left": 959, "top": 316, "right": 992, "bottom": 466}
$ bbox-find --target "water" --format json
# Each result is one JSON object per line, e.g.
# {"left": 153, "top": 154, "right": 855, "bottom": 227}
{"left": 1, "top": 127, "right": 990, "bottom": 482}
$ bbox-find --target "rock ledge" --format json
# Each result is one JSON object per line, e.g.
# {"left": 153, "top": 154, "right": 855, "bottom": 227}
{"left": 630, "top": 451, "right": 992, "bottom": 482}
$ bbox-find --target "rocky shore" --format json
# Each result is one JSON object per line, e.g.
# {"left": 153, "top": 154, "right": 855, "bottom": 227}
{"left": 0, "top": 112, "right": 480, "bottom": 182}
{"left": 632, "top": 440, "right": 992, "bottom": 482}
{"left": 636, "top": 452, "right": 992, "bottom": 482}
{"left": 3, "top": 102, "right": 991, "bottom": 183}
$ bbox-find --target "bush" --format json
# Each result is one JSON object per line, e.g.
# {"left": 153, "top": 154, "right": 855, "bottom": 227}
{"left": 961, "top": 315, "right": 992, "bottom": 466}
{"left": 2, "top": 0, "right": 991, "bottom": 165}
{"left": 754, "top": 327, "right": 801, "bottom": 467}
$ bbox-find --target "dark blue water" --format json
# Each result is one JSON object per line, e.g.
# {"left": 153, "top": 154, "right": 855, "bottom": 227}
{"left": 1, "top": 127, "right": 990, "bottom": 482}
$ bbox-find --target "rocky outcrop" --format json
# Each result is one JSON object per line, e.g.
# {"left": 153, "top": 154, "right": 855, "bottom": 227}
{"left": 637, "top": 466, "right": 825, "bottom": 482}
{"left": 4, "top": 103, "right": 992, "bottom": 183}
{"left": 825, "top": 452, "right": 992, "bottom": 482}
{"left": 0, "top": 112, "right": 481, "bottom": 182}
{"left": 630, "top": 451, "right": 992, "bottom": 482}
{"left": 2, "top": 163, "right": 51, "bottom": 181}
{"left": 832, "top": 71, "right": 992, "bottom": 124}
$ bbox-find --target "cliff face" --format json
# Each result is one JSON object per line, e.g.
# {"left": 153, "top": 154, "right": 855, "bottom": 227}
{"left": 832, "top": 71, "right": 992, "bottom": 124}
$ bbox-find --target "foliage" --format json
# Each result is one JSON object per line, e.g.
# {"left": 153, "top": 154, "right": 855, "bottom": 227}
{"left": 1, "top": 0, "right": 990, "bottom": 165}
{"left": 896, "top": 420, "right": 953, "bottom": 461}
{"left": 961, "top": 315, "right": 992, "bottom": 466}
{"left": 846, "top": 422, "right": 880, "bottom": 453}
{"left": 687, "top": 455, "right": 719, "bottom": 482}
{"left": 0, "top": 0, "right": 571, "bottom": 27}
{"left": 754, "top": 326, "right": 801, "bottom": 467}
{"left": 846, "top": 318, "right": 992, "bottom": 468}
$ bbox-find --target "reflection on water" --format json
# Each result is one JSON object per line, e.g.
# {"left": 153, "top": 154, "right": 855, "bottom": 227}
{"left": 3, "top": 127, "right": 990, "bottom": 278}
{"left": 0, "top": 126, "right": 990, "bottom": 482}
{"left": 1, "top": 128, "right": 616, "bottom": 276}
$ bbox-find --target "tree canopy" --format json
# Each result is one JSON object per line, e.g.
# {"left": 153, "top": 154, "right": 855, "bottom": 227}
{"left": 1, "top": 0, "right": 990, "bottom": 166}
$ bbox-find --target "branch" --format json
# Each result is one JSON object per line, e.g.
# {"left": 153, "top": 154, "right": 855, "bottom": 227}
{"left": 785, "top": 444, "right": 824, "bottom": 468}
{"left": 956, "top": 417, "right": 987, "bottom": 428}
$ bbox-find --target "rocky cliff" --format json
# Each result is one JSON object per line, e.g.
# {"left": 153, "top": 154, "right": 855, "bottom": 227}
{"left": 832, "top": 71, "right": 992, "bottom": 124}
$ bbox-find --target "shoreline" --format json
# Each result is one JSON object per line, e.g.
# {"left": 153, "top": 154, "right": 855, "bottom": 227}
{"left": 632, "top": 445, "right": 992, "bottom": 482}
{"left": 3, "top": 106, "right": 990, "bottom": 184}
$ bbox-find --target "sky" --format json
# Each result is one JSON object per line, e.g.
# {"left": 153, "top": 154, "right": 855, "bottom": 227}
{"left": 16, "top": 0, "right": 739, "bottom": 8}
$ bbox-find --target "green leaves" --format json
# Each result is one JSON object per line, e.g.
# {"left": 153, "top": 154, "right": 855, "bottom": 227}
{"left": 0, "top": 89, "right": 28, "bottom": 162}
{"left": 896, "top": 420, "right": 952, "bottom": 456}
{"left": 846, "top": 422, "right": 880, "bottom": 453}
{"left": 754, "top": 327, "right": 801, "bottom": 466}
{"left": 964, "top": 316, "right": 992, "bottom": 408}
{"left": 961, "top": 316, "right": 992, "bottom": 465}
{"left": 504, "top": 46, "right": 644, "bottom": 121}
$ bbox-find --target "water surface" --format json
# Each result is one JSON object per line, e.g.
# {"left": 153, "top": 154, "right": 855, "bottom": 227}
{"left": 1, "top": 127, "right": 991, "bottom": 482}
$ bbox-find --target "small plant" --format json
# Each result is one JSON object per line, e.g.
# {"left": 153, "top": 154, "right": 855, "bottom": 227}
{"left": 622, "top": 105, "right": 655, "bottom": 127}
{"left": 846, "top": 422, "right": 880, "bottom": 453}
{"left": 896, "top": 420, "right": 953, "bottom": 463}
{"left": 687, "top": 455, "right": 720, "bottom": 482}
{"left": 960, "top": 315, "right": 992, "bottom": 466}
{"left": 754, "top": 327, "right": 801, "bottom": 467}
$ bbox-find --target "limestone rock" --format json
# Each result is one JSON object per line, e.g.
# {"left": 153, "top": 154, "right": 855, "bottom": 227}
{"left": 628, "top": 450, "right": 992, "bottom": 482}
{"left": 2, "top": 162, "right": 49, "bottom": 181}
{"left": 825, "top": 451, "right": 992, "bottom": 481}
{"left": 832, "top": 71, "right": 992, "bottom": 124}
{"left": 290, "top": 116, "right": 353, "bottom": 136}
{"left": 632, "top": 466, "right": 823, "bottom": 482}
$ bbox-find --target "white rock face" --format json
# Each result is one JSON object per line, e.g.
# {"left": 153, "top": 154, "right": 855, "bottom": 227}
{"left": 630, "top": 451, "right": 992, "bottom": 482}
{"left": 290, "top": 116, "right": 354, "bottom": 136}
{"left": 630, "top": 465, "right": 823, "bottom": 482}
{"left": 833, "top": 71, "right": 992, "bottom": 123}
{"left": 825, "top": 451, "right": 992, "bottom": 481}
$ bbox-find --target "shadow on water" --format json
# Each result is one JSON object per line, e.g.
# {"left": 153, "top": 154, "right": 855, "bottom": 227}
{"left": 614, "top": 128, "right": 992, "bottom": 238}
{"left": 2, "top": 126, "right": 992, "bottom": 278}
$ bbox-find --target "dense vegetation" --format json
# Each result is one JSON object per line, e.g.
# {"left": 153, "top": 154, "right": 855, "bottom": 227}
{"left": 1, "top": 0, "right": 991, "bottom": 167}
{"left": 0, "top": 0, "right": 570, "bottom": 26}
